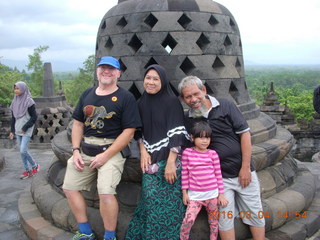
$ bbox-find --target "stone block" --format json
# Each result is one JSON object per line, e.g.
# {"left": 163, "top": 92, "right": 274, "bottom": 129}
{"left": 43, "top": 135, "right": 52, "bottom": 143}
{"left": 151, "top": 12, "right": 185, "bottom": 32}
{"left": 266, "top": 229, "right": 290, "bottom": 240}
{"left": 262, "top": 201, "right": 273, "bottom": 232}
{"left": 48, "top": 107, "right": 59, "bottom": 114}
{"left": 37, "top": 225, "right": 65, "bottom": 240}
{"left": 268, "top": 167, "right": 287, "bottom": 193}
{"left": 289, "top": 174, "right": 316, "bottom": 208}
{"left": 277, "top": 221, "right": 307, "bottom": 240}
{"left": 51, "top": 119, "right": 61, "bottom": 127}
{"left": 273, "top": 190, "right": 306, "bottom": 221}
{"left": 51, "top": 198, "right": 71, "bottom": 230}
{"left": 263, "top": 197, "right": 287, "bottom": 229}
{"left": 304, "top": 212, "right": 320, "bottom": 237}
{"left": 117, "top": 182, "right": 141, "bottom": 207}
{"left": 33, "top": 184, "right": 64, "bottom": 222}
{"left": 52, "top": 231, "right": 74, "bottom": 240}
{"left": 23, "top": 217, "right": 50, "bottom": 240}
{"left": 170, "top": 32, "right": 203, "bottom": 55}
{"left": 258, "top": 170, "right": 276, "bottom": 198}
{"left": 252, "top": 145, "right": 268, "bottom": 171}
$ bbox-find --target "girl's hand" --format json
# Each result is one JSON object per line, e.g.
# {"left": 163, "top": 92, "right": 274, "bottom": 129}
{"left": 140, "top": 148, "right": 151, "bottom": 173}
{"left": 8, "top": 132, "right": 14, "bottom": 140}
{"left": 218, "top": 194, "right": 229, "bottom": 208}
{"left": 182, "top": 190, "right": 189, "bottom": 205}
{"left": 165, "top": 161, "right": 177, "bottom": 184}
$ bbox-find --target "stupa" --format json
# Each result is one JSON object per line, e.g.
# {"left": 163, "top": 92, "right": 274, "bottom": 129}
{"left": 32, "top": 62, "right": 73, "bottom": 146}
{"left": 30, "top": 1, "right": 319, "bottom": 239}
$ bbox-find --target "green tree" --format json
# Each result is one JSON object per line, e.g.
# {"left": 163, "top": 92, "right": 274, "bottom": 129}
{"left": 277, "top": 89, "right": 315, "bottom": 123}
{"left": 64, "top": 55, "right": 94, "bottom": 106}
{"left": 0, "top": 63, "right": 24, "bottom": 107}
{"left": 246, "top": 65, "right": 319, "bottom": 124}
{"left": 27, "top": 45, "right": 49, "bottom": 97}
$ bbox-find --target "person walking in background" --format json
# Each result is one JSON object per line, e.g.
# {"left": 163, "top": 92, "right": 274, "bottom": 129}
{"left": 180, "top": 121, "right": 228, "bottom": 240}
{"left": 62, "top": 56, "right": 141, "bottom": 240}
{"left": 178, "top": 76, "right": 265, "bottom": 240}
{"left": 125, "top": 64, "right": 188, "bottom": 240}
{"left": 9, "top": 81, "right": 40, "bottom": 180}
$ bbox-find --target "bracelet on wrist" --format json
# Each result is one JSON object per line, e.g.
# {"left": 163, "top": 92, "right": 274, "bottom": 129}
{"left": 72, "top": 147, "right": 81, "bottom": 153}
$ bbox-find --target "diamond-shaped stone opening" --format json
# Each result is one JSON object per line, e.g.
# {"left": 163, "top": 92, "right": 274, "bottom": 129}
{"left": 161, "top": 34, "right": 177, "bottom": 54}
{"left": 101, "top": 21, "right": 106, "bottom": 30}
{"left": 118, "top": 59, "right": 127, "bottom": 72}
{"left": 129, "top": 83, "right": 142, "bottom": 100}
{"left": 212, "top": 57, "right": 225, "bottom": 70}
{"left": 117, "top": 16, "right": 128, "bottom": 28}
{"left": 144, "top": 57, "right": 158, "bottom": 69}
{"left": 229, "top": 81, "right": 238, "bottom": 91}
{"left": 180, "top": 57, "right": 195, "bottom": 75}
{"left": 235, "top": 57, "right": 242, "bottom": 76}
{"left": 224, "top": 35, "right": 232, "bottom": 47}
{"left": 128, "top": 34, "right": 143, "bottom": 53}
{"left": 169, "top": 82, "right": 179, "bottom": 96}
{"left": 235, "top": 58, "right": 241, "bottom": 68}
{"left": 204, "top": 82, "right": 215, "bottom": 95}
{"left": 229, "top": 81, "right": 240, "bottom": 103}
{"left": 144, "top": 13, "right": 158, "bottom": 29}
{"left": 196, "top": 33, "right": 210, "bottom": 51}
{"left": 178, "top": 13, "right": 192, "bottom": 29}
{"left": 229, "top": 81, "right": 239, "bottom": 96}
{"left": 105, "top": 37, "right": 114, "bottom": 51}
{"left": 230, "top": 18, "right": 235, "bottom": 27}
{"left": 208, "top": 15, "right": 219, "bottom": 26}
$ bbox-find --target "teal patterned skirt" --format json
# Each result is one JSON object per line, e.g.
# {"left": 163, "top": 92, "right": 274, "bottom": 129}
{"left": 125, "top": 159, "right": 186, "bottom": 240}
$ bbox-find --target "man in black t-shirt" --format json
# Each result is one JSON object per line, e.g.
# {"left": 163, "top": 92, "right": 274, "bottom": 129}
{"left": 178, "top": 76, "right": 265, "bottom": 240}
{"left": 63, "top": 56, "right": 141, "bottom": 240}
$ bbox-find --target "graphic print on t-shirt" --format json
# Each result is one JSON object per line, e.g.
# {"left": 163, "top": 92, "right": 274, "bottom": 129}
{"left": 83, "top": 105, "right": 116, "bottom": 129}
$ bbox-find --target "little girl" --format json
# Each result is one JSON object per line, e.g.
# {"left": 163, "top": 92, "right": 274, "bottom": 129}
{"left": 9, "top": 81, "right": 39, "bottom": 179}
{"left": 180, "top": 121, "right": 228, "bottom": 240}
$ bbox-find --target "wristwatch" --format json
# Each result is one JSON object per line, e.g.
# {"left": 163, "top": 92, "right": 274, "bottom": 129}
{"left": 72, "top": 147, "right": 81, "bottom": 153}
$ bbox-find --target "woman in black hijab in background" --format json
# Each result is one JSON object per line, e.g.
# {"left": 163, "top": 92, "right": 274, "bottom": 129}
{"left": 126, "top": 65, "right": 188, "bottom": 239}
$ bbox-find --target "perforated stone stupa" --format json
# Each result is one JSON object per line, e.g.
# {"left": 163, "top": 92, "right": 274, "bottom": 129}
{"left": 33, "top": 62, "right": 73, "bottom": 145}
{"left": 31, "top": 1, "right": 319, "bottom": 239}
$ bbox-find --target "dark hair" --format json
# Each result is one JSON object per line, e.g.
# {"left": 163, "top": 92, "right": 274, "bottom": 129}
{"left": 190, "top": 121, "right": 212, "bottom": 138}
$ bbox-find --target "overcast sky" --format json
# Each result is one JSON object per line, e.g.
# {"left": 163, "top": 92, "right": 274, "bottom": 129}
{"left": 0, "top": 0, "right": 319, "bottom": 71}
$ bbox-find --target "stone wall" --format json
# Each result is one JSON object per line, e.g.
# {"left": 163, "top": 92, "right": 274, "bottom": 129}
{"left": 0, "top": 104, "right": 15, "bottom": 149}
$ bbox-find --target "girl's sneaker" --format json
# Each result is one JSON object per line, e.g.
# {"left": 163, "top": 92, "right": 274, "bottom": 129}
{"left": 20, "top": 170, "right": 33, "bottom": 179}
{"left": 32, "top": 164, "right": 40, "bottom": 174}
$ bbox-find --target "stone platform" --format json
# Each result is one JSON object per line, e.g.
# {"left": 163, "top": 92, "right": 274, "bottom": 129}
{"left": 1, "top": 147, "right": 320, "bottom": 240}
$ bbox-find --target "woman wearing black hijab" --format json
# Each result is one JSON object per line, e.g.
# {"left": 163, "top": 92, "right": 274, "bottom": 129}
{"left": 126, "top": 65, "right": 188, "bottom": 239}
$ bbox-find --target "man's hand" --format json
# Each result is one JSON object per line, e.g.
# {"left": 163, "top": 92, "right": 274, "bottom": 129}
{"left": 89, "top": 152, "right": 108, "bottom": 169}
{"left": 73, "top": 151, "right": 85, "bottom": 171}
{"left": 238, "top": 167, "right": 252, "bottom": 188}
